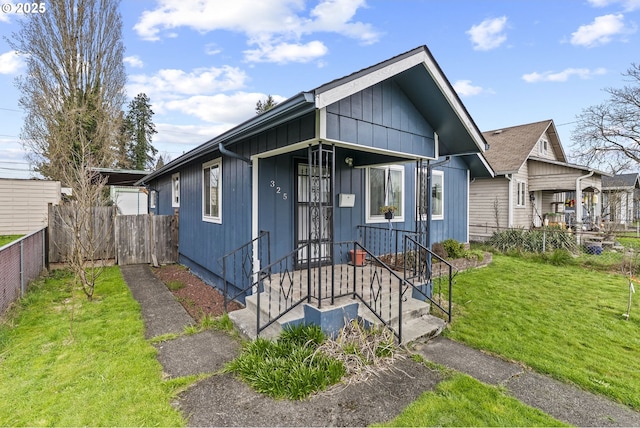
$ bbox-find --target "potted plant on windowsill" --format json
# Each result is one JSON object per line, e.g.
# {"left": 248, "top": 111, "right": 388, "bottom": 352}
{"left": 380, "top": 205, "right": 397, "bottom": 220}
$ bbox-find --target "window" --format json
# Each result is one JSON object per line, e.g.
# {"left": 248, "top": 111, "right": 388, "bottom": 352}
{"left": 432, "top": 170, "right": 444, "bottom": 220}
{"left": 539, "top": 139, "right": 548, "bottom": 156}
{"left": 366, "top": 165, "right": 404, "bottom": 222}
{"left": 203, "top": 159, "right": 222, "bottom": 223}
{"left": 416, "top": 169, "right": 444, "bottom": 220}
{"left": 150, "top": 190, "right": 157, "bottom": 209}
{"left": 171, "top": 173, "right": 180, "bottom": 207}
{"left": 516, "top": 181, "right": 526, "bottom": 207}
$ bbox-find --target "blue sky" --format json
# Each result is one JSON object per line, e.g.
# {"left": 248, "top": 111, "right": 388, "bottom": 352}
{"left": 1, "top": 0, "right": 639, "bottom": 178}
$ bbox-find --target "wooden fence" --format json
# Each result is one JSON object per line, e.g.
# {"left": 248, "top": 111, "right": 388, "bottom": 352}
{"left": 48, "top": 204, "right": 177, "bottom": 265}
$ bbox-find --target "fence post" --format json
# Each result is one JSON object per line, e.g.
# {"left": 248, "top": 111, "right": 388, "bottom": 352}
{"left": 20, "top": 240, "right": 25, "bottom": 297}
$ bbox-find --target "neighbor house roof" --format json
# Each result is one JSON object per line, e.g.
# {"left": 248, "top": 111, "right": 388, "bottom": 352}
{"left": 602, "top": 173, "right": 640, "bottom": 189}
{"left": 139, "top": 45, "right": 493, "bottom": 185}
{"left": 482, "top": 119, "right": 566, "bottom": 174}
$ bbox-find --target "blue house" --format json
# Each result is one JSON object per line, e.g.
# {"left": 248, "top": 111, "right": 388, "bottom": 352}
{"left": 139, "top": 46, "right": 493, "bottom": 342}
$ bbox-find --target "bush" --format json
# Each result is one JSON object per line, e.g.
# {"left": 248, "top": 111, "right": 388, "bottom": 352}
{"left": 442, "top": 239, "right": 466, "bottom": 259}
{"left": 431, "top": 242, "right": 448, "bottom": 260}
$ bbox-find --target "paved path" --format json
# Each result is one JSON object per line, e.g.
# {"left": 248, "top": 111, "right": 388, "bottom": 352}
{"left": 122, "top": 264, "right": 640, "bottom": 427}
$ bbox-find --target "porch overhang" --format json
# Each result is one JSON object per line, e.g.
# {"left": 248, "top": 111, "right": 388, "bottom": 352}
{"left": 528, "top": 158, "right": 608, "bottom": 193}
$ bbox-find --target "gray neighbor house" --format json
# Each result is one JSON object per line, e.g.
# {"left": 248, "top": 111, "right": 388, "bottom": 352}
{"left": 138, "top": 46, "right": 494, "bottom": 342}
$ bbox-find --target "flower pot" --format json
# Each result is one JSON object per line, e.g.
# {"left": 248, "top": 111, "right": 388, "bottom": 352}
{"left": 384, "top": 211, "right": 394, "bottom": 220}
{"left": 349, "top": 249, "right": 366, "bottom": 266}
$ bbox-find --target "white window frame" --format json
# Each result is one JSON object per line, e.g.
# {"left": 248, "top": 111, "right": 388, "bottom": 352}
{"left": 516, "top": 180, "right": 526, "bottom": 207}
{"left": 202, "top": 158, "right": 222, "bottom": 224}
{"left": 365, "top": 165, "right": 405, "bottom": 223}
{"left": 149, "top": 190, "right": 157, "bottom": 209}
{"left": 431, "top": 170, "right": 444, "bottom": 220}
{"left": 539, "top": 139, "right": 548, "bottom": 156}
{"left": 171, "top": 173, "right": 180, "bottom": 207}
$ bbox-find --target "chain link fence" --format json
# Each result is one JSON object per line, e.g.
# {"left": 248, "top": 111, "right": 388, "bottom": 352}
{"left": 0, "top": 228, "right": 46, "bottom": 316}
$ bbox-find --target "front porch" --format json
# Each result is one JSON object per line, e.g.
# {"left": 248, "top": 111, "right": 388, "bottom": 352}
{"left": 224, "top": 232, "right": 454, "bottom": 344}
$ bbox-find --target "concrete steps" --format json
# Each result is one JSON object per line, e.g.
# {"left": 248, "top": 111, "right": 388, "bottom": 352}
{"left": 228, "top": 286, "right": 446, "bottom": 344}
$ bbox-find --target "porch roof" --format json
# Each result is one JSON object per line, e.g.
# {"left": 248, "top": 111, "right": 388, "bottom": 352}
{"left": 528, "top": 157, "right": 610, "bottom": 192}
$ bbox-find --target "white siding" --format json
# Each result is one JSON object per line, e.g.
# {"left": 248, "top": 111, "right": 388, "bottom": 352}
{"left": 469, "top": 177, "right": 509, "bottom": 239}
{"left": 110, "top": 186, "right": 149, "bottom": 215}
{"left": 529, "top": 130, "right": 559, "bottom": 161}
{"left": 0, "top": 179, "right": 61, "bottom": 234}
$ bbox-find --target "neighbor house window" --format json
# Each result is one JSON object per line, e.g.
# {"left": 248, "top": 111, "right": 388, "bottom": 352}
{"left": 203, "top": 158, "right": 222, "bottom": 223}
{"left": 366, "top": 165, "right": 404, "bottom": 222}
{"left": 171, "top": 173, "right": 180, "bottom": 207}
{"left": 539, "top": 139, "right": 548, "bottom": 156}
{"left": 516, "top": 181, "right": 526, "bottom": 207}
{"left": 150, "top": 190, "right": 157, "bottom": 209}
{"left": 432, "top": 170, "right": 444, "bottom": 220}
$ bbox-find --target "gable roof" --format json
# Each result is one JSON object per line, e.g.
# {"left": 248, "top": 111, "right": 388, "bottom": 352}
{"left": 140, "top": 46, "right": 492, "bottom": 184}
{"left": 602, "top": 173, "right": 640, "bottom": 189}
{"left": 482, "top": 119, "right": 566, "bottom": 174}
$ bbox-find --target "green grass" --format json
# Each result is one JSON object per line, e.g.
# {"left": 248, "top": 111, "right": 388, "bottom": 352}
{"left": 380, "top": 373, "right": 568, "bottom": 427}
{"left": 0, "top": 234, "right": 23, "bottom": 247}
{"left": 446, "top": 254, "right": 640, "bottom": 410}
{"left": 225, "top": 323, "right": 345, "bottom": 400}
{"left": 0, "top": 267, "right": 185, "bottom": 426}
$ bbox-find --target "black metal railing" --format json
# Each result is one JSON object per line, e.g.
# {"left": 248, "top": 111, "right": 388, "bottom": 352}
{"left": 357, "top": 225, "right": 418, "bottom": 269}
{"left": 350, "top": 242, "right": 409, "bottom": 342}
{"left": 256, "top": 243, "right": 311, "bottom": 334}
{"left": 221, "top": 231, "right": 270, "bottom": 311}
{"left": 403, "top": 235, "right": 456, "bottom": 322}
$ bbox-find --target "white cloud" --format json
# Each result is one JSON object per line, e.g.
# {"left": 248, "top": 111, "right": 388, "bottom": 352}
{"left": 466, "top": 16, "right": 508, "bottom": 51}
{"left": 0, "top": 51, "right": 23, "bottom": 74}
{"left": 124, "top": 55, "right": 144, "bottom": 68}
{"left": 453, "top": 80, "right": 485, "bottom": 97}
{"left": 244, "top": 40, "right": 328, "bottom": 64}
{"left": 127, "top": 66, "right": 248, "bottom": 99}
{"left": 587, "top": 0, "right": 640, "bottom": 11}
{"left": 570, "top": 14, "right": 634, "bottom": 47}
{"left": 522, "top": 67, "right": 607, "bottom": 83}
{"left": 133, "top": 0, "right": 380, "bottom": 63}
{"left": 161, "top": 92, "right": 278, "bottom": 123}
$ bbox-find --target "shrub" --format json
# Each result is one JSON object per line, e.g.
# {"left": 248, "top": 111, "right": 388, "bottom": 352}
{"left": 442, "top": 238, "right": 466, "bottom": 259}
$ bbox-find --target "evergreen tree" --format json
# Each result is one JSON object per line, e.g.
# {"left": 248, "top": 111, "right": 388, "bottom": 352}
{"left": 124, "top": 93, "right": 157, "bottom": 170}
{"left": 256, "top": 95, "right": 278, "bottom": 114}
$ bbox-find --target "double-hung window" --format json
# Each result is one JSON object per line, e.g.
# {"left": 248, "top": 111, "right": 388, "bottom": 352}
{"left": 431, "top": 170, "right": 444, "bottom": 220}
{"left": 203, "top": 158, "right": 222, "bottom": 223}
{"left": 171, "top": 173, "right": 180, "bottom": 207}
{"left": 366, "top": 165, "right": 404, "bottom": 222}
{"left": 516, "top": 181, "right": 526, "bottom": 207}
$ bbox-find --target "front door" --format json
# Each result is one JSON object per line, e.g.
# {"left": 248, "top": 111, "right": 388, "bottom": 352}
{"left": 294, "top": 159, "right": 332, "bottom": 266}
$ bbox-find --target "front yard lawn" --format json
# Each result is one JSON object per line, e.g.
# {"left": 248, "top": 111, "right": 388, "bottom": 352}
{"left": 446, "top": 253, "right": 640, "bottom": 410}
{"left": 0, "top": 267, "right": 185, "bottom": 426}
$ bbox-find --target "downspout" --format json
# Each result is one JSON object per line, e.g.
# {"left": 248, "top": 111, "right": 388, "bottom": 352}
{"left": 219, "top": 142, "right": 251, "bottom": 165}
{"left": 505, "top": 174, "right": 514, "bottom": 228}
{"left": 575, "top": 170, "right": 595, "bottom": 244}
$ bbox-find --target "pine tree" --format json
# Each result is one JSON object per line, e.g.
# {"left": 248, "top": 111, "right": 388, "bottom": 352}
{"left": 124, "top": 93, "right": 157, "bottom": 170}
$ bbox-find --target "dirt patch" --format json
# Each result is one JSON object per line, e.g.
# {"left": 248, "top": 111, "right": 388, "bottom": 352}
{"left": 151, "top": 264, "right": 243, "bottom": 322}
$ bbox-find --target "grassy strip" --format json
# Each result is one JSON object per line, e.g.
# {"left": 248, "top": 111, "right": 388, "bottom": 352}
{"left": 0, "top": 267, "right": 185, "bottom": 426}
{"left": 0, "top": 234, "right": 23, "bottom": 247}
{"left": 446, "top": 253, "right": 640, "bottom": 410}
{"left": 380, "top": 372, "right": 568, "bottom": 427}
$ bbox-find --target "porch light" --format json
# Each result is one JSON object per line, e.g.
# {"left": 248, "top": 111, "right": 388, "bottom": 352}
{"left": 345, "top": 157, "right": 354, "bottom": 167}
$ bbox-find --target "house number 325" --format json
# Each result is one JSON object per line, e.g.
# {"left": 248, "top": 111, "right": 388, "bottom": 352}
{"left": 270, "top": 180, "right": 287, "bottom": 200}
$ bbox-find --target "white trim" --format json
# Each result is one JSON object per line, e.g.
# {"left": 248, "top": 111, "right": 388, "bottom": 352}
{"left": 318, "top": 108, "right": 327, "bottom": 140}
{"left": 202, "top": 158, "right": 222, "bottom": 224}
{"left": 432, "top": 170, "right": 444, "bottom": 220}
{"left": 171, "top": 173, "right": 180, "bottom": 207}
{"left": 466, "top": 169, "right": 470, "bottom": 243}
{"left": 252, "top": 156, "right": 259, "bottom": 293}
{"left": 150, "top": 190, "right": 157, "bottom": 209}
{"left": 365, "top": 164, "right": 405, "bottom": 223}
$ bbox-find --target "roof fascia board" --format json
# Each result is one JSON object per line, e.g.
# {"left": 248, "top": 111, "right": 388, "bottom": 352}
{"left": 528, "top": 156, "right": 611, "bottom": 176}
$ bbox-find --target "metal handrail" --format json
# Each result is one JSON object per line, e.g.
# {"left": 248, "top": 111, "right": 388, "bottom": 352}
{"left": 221, "top": 230, "right": 270, "bottom": 311}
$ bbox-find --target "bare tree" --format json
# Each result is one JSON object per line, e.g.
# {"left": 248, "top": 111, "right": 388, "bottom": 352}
{"left": 570, "top": 63, "right": 640, "bottom": 173}
{"left": 8, "top": 0, "right": 126, "bottom": 181}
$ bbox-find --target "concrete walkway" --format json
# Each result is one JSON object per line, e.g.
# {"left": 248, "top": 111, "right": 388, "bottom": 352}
{"left": 121, "top": 264, "right": 640, "bottom": 427}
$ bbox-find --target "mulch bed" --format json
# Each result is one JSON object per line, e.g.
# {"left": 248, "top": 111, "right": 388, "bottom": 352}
{"left": 151, "top": 264, "right": 243, "bottom": 322}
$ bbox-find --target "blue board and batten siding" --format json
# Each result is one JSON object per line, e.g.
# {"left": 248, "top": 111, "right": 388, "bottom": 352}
{"left": 325, "top": 79, "right": 436, "bottom": 158}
